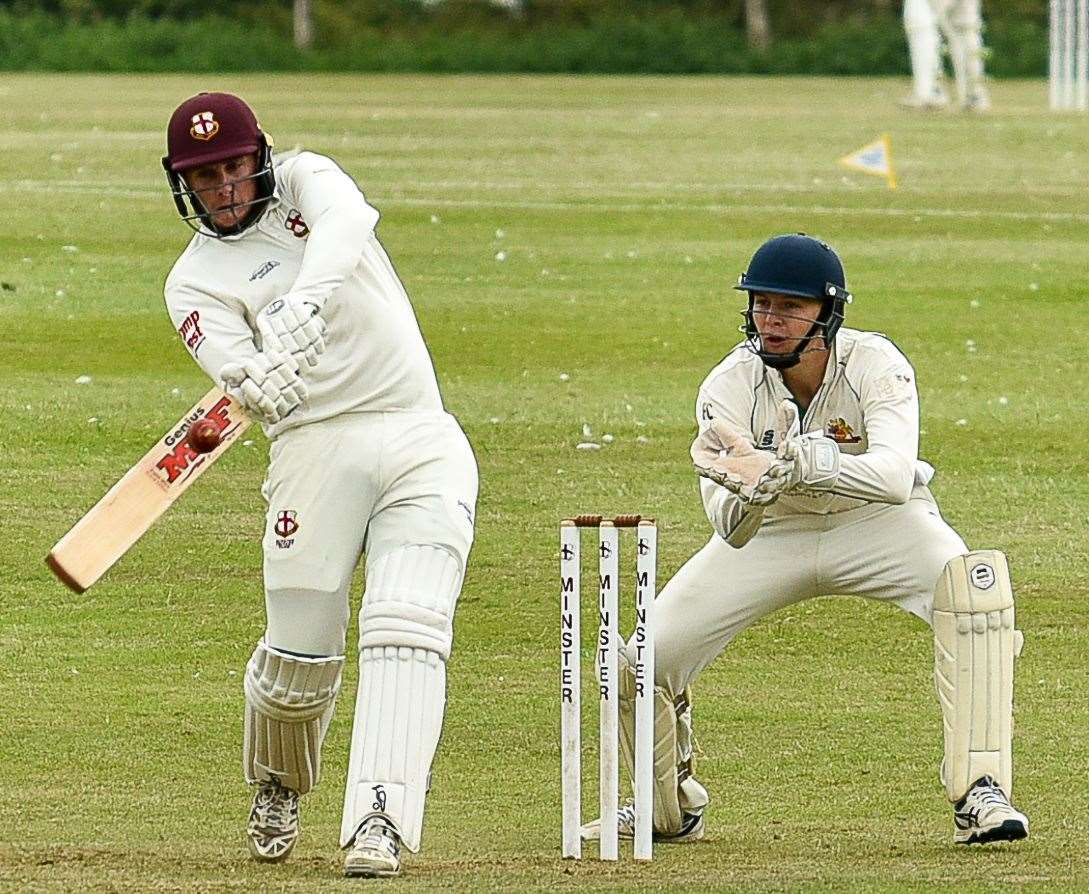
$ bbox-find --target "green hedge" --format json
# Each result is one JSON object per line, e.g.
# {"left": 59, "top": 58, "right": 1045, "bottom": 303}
{"left": 0, "top": 9, "right": 1048, "bottom": 76}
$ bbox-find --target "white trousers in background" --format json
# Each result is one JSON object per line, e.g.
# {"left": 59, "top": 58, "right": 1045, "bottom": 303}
{"left": 904, "top": 0, "right": 944, "bottom": 100}
{"left": 928, "top": 0, "right": 988, "bottom": 105}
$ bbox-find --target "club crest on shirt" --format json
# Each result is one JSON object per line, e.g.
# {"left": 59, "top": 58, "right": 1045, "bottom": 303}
{"left": 274, "top": 509, "right": 299, "bottom": 548}
{"left": 285, "top": 210, "right": 309, "bottom": 237}
{"left": 825, "top": 417, "right": 862, "bottom": 443}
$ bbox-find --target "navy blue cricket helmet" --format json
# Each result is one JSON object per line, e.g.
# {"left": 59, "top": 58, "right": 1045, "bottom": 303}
{"left": 734, "top": 234, "right": 852, "bottom": 370}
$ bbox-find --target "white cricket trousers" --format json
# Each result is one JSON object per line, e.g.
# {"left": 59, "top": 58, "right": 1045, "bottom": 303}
{"left": 259, "top": 410, "right": 478, "bottom": 657}
{"left": 644, "top": 491, "right": 967, "bottom": 694}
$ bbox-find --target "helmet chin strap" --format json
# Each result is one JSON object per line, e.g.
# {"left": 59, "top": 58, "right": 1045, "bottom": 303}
{"left": 749, "top": 320, "right": 825, "bottom": 369}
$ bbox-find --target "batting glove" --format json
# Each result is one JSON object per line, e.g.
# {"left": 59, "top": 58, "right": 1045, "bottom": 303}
{"left": 257, "top": 295, "right": 326, "bottom": 369}
{"left": 220, "top": 350, "right": 308, "bottom": 425}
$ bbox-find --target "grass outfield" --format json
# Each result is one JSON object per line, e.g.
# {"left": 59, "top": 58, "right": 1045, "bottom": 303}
{"left": 2, "top": 73, "right": 1088, "bottom": 891}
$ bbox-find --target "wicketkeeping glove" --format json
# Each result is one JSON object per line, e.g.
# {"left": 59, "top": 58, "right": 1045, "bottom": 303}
{"left": 220, "top": 350, "right": 308, "bottom": 425}
{"left": 257, "top": 295, "right": 326, "bottom": 369}
{"left": 691, "top": 420, "right": 780, "bottom": 491}
{"left": 774, "top": 399, "right": 841, "bottom": 492}
{"left": 691, "top": 402, "right": 799, "bottom": 506}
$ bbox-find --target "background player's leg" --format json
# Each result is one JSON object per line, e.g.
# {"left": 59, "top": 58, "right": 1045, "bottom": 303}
{"left": 903, "top": 0, "right": 948, "bottom": 108}
{"left": 949, "top": 0, "right": 989, "bottom": 109}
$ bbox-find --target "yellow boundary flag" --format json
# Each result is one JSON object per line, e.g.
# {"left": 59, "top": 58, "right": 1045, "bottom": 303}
{"left": 839, "top": 134, "right": 897, "bottom": 190}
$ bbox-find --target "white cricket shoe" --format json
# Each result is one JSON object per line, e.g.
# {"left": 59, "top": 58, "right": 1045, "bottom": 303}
{"left": 900, "top": 87, "right": 949, "bottom": 110}
{"left": 579, "top": 801, "right": 705, "bottom": 844}
{"left": 246, "top": 779, "right": 300, "bottom": 862}
{"left": 953, "top": 776, "right": 1028, "bottom": 844}
{"left": 963, "top": 90, "right": 992, "bottom": 113}
{"left": 344, "top": 815, "right": 402, "bottom": 878}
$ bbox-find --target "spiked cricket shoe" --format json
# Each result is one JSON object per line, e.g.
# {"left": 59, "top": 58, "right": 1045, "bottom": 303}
{"left": 954, "top": 776, "right": 1028, "bottom": 844}
{"left": 899, "top": 88, "right": 949, "bottom": 110}
{"left": 344, "top": 815, "right": 402, "bottom": 878}
{"left": 580, "top": 801, "right": 705, "bottom": 843}
{"left": 246, "top": 779, "right": 300, "bottom": 862}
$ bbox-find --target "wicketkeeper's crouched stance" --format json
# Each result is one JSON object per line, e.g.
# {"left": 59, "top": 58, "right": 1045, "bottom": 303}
{"left": 162, "top": 93, "right": 478, "bottom": 878}
{"left": 581, "top": 234, "right": 1027, "bottom": 848}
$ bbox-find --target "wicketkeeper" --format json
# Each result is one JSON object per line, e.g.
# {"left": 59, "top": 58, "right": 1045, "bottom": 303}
{"left": 161, "top": 92, "right": 478, "bottom": 878}
{"left": 582, "top": 233, "right": 1028, "bottom": 847}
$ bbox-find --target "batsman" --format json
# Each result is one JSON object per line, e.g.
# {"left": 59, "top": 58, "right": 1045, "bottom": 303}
{"left": 161, "top": 92, "right": 478, "bottom": 878}
{"left": 582, "top": 234, "right": 1028, "bottom": 847}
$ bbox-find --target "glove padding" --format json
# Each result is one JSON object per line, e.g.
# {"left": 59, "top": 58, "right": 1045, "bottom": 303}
{"left": 692, "top": 401, "right": 799, "bottom": 506}
{"left": 775, "top": 400, "right": 840, "bottom": 492}
{"left": 220, "top": 350, "right": 308, "bottom": 425}
{"left": 691, "top": 420, "right": 781, "bottom": 490}
{"left": 257, "top": 295, "right": 326, "bottom": 369}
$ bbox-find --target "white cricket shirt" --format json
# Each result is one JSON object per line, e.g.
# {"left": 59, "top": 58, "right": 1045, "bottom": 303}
{"left": 695, "top": 328, "right": 934, "bottom": 535}
{"left": 164, "top": 150, "right": 443, "bottom": 437}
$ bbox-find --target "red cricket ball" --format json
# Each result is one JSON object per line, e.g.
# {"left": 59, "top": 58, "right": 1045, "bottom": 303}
{"left": 187, "top": 418, "right": 222, "bottom": 454}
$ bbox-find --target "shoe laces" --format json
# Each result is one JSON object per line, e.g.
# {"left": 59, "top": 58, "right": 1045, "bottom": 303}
{"left": 963, "top": 777, "right": 1010, "bottom": 814}
{"left": 974, "top": 785, "right": 1008, "bottom": 809}
{"left": 253, "top": 782, "right": 298, "bottom": 830}
{"left": 356, "top": 818, "right": 399, "bottom": 856}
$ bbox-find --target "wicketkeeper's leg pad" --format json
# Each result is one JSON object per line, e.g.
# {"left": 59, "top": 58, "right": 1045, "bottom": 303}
{"left": 617, "top": 651, "right": 708, "bottom": 835}
{"left": 243, "top": 640, "right": 344, "bottom": 795}
{"left": 933, "top": 550, "right": 1023, "bottom": 802}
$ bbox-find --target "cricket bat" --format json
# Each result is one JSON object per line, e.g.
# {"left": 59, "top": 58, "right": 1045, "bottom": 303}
{"left": 46, "top": 387, "right": 252, "bottom": 593}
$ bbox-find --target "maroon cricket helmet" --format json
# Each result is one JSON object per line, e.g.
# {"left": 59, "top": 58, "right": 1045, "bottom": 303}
{"left": 162, "top": 92, "right": 276, "bottom": 237}
{"left": 165, "top": 92, "right": 265, "bottom": 172}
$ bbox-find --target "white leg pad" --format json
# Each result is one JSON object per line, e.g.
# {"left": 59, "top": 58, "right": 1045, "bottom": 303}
{"left": 341, "top": 544, "right": 464, "bottom": 851}
{"left": 243, "top": 640, "right": 344, "bottom": 795}
{"left": 933, "top": 550, "right": 1023, "bottom": 802}
{"left": 904, "top": 0, "right": 942, "bottom": 98}
{"left": 358, "top": 545, "right": 463, "bottom": 660}
{"left": 340, "top": 645, "right": 447, "bottom": 852}
{"left": 617, "top": 652, "right": 708, "bottom": 834}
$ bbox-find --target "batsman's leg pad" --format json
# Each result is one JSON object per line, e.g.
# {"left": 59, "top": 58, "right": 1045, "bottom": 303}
{"left": 341, "top": 544, "right": 464, "bottom": 852}
{"left": 358, "top": 544, "right": 464, "bottom": 660}
{"left": 617, "top": 652, "right": 708, "bottom": 835}
{"left": 243, "top": 640, "right": 344, "bottom": 795}
{"left": 340, "top": 645, "right": 447, "bottom": 852}
{"left": 933, "top": 550, "right": 1023, "bottom": 802}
